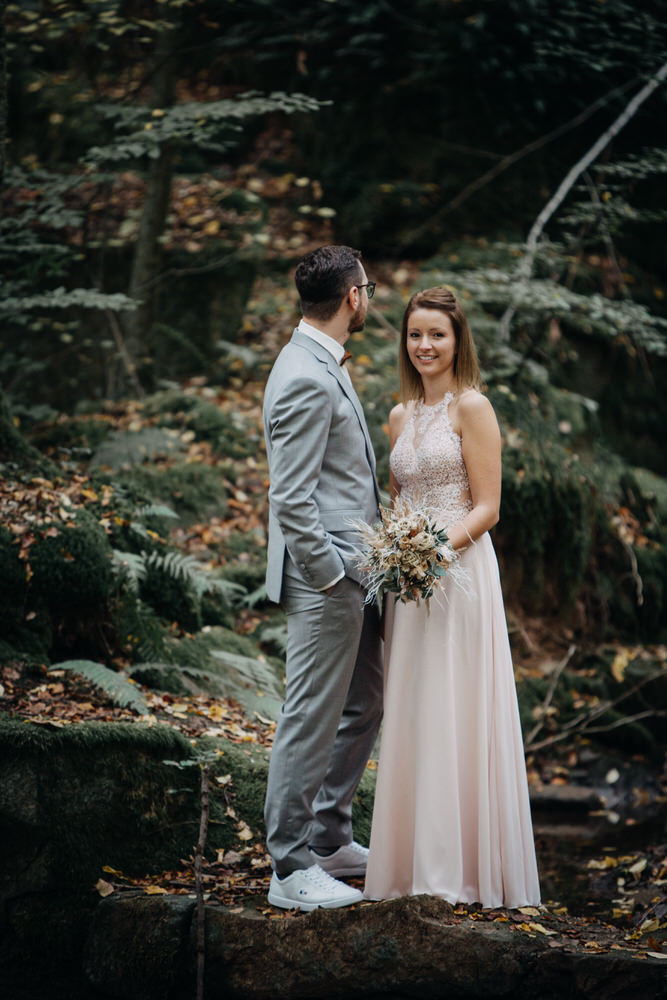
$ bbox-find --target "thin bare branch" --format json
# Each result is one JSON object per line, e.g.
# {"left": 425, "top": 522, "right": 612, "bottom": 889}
{"left": 617, "top": 536, "right": 645, "bottom": 608}
{"left": 526, "top": 664, "right": 666, "bottom": 752}
{"left": 195, "top": 763, "right": 210, "bottom": 1000}
{"left": 525, "top": 645, "right": 577, "bottom": 747}
{"left": 397, "top": 77, "right": 638, "bottom": 253}
{"left": 368, "top": 303, "right": 400, "bottom": 336}
{"left": 105, "top": 309, "right": 145, "bottom": 399}
{"left": 142, "top": 249, "right": 246, "bottom": 292}
{"left": 498, "top": 62, "right": 667, "bottom": 340}
{"left": 584, "top": 709, "right": 665, "bottom": 735}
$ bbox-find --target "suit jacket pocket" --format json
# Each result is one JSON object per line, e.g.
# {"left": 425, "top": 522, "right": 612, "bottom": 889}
{"left": 320, "top": 509, "right": 372, "bottom": 532}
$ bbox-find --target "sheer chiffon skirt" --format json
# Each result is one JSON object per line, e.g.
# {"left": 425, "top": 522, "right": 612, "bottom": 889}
{"left": 365, "top": 532, "right": 540, "bottom": 908}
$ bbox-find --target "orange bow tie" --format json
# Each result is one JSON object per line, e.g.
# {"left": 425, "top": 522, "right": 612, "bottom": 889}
{"left": 340, "top": 351, "right": 353, "bottom": 366}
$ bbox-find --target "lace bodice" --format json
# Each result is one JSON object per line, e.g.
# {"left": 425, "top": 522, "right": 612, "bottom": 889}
{"left": 390, "top": 392, "right": 473, "bottom": 530}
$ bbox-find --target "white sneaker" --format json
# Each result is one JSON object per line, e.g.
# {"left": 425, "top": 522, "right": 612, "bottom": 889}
{"left": 309, "top": 841, "right": 369, "bottom": 878}
{"left": 268, "top": 864, "right": 363, "bottom": 911}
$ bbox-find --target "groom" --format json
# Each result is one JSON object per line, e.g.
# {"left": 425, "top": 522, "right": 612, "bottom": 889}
{"left": 262, "top": 245, "right": 383, "bottom": 910}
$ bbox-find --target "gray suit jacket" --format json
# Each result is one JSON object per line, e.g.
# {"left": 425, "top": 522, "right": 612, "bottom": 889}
{"left": 263, "top": 329, "right": 380, "bottom": 603}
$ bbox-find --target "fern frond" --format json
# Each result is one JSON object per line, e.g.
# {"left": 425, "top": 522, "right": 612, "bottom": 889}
{"left": 216, "top": 339, "right": 259, "bottom": 368}
{"left": 52, "top": 660, "right": 148, "bottom": 714}
{"left": 198, "top": 576, "right": 246, "bottom": 603}
{"left": 134, "top": 503, "right": 180, "bottom": 522}
{"left": 128, "top": 522, "right": 152, "bottom": 541}
{"left": 145, "top": 550, "right": 244, "bottom": 606}
{"left": 145, "top": 549, "right": 200, "bottom": 581}
{"left": 258, "top": 624, "right": 288, "bottom": 656}
{"left": 136, "top": 636, "right": 168, "bottom": 663}
{"left": 111, "top": 549, "right": 147, "bottom": 593}
{"left": 91, "top": 427, "right": 185, "bottom": 469}
{"left": 129, "top": 661, "right": 226, "bottom": 687}
{"left": 210, "top": 649, "right": 281, "bottom": 691}
{"left": 241, "top": 583, "right": 268, "bottom": 608}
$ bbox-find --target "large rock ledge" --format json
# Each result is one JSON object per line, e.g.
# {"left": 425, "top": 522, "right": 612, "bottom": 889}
{"left": 82, "top": 893, "right": 665, "bottom": 1000}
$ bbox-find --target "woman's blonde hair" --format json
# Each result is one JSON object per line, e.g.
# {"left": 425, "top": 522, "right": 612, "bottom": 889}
{"left": 398, "top": 287, "right": 481, "bottom": 403}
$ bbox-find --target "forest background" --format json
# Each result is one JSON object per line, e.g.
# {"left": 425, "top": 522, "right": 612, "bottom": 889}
{"left": 1, "top": 0, "right": 667, "bottom": 993}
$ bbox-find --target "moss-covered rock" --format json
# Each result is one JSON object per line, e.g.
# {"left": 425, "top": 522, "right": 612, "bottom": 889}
{"left": 80, "top": 893, "right": 667, "bottom": 1000}
{"left": 0, "top": 526, "right": 28, "bottom": 625}
{"left": 496, "top": 445, "right": 595, "bottom": 614}
{"left": 0, "top": 716, "right": 194, "bottom": 903}
{"left": 30, "top": 509, "right": 112, "bottom": 614}
{"left": 0, "top": 620, "right": 52, "bottom": 666}
{"left": 0, "top": 714, "right": 273, "bottom": 904}
{"left": 29, "top": 415, "right": 112, "bottom": 455}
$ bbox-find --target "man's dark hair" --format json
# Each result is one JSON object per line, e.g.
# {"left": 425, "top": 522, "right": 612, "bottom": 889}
{"left": 295, "top": 245, "right": 363, "bottom": 323}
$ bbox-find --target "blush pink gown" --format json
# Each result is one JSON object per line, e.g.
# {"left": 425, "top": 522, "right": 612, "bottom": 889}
{"left": 364, "top": 393, "right": 540, "bottom": 908}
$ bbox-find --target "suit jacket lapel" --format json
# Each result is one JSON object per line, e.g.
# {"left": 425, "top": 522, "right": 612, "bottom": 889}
{"left": 290, "top": 330, "right": 378, "bottom": 481}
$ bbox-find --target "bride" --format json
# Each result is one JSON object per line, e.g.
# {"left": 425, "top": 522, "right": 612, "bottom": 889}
{"left": 364, "top": 287, "right": 540, "bottom": 908}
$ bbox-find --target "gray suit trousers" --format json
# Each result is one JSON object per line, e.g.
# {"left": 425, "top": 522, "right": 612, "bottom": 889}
{"left": 264, "top": 559, "right": 383, "bottom": 876}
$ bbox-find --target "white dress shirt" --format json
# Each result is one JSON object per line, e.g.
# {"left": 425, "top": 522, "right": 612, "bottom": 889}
{"left": 298, "top": 319, "right": 352, "bottom": 384}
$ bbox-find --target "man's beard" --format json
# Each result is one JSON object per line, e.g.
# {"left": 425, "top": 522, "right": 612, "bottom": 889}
{"left": 348, "top": 306, "right": 366, "bottom": 333}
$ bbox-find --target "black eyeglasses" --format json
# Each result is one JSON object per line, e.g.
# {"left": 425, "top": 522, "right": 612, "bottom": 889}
{"left": 357, "top": 282, "right": 376, "bottom": 299}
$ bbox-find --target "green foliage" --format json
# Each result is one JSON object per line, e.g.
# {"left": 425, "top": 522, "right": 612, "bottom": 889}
{"left": 148, "top": 626, "right": 285, "bottom": 718}
{"left": 90, "top": 428, "right": 186, "bottom": 470}
{"left": 241, "top": 583, "right": 269, "bottom": 609}
{"left": 256, "top": 622, "right": 288, "bottom": 657}
{"left": 25, "top": 416, "right": 109, "bottom": 455}
{"left": 217, "top": 559, "right": 266, "bottom": 593}
{"left": 133, "top": 502, "right": 180, "bottom": 523}
{"left": 0, "top": 171, "right": 137, "bottom": 322}
{"left": 142, "top": 391, "right": 257, "bottom": 454}
{"left": 111, "top": 549, "right": 147, "bottom": 595}
{"left": 85, "top": 92, "right": 325, "bottom": 165}
{"left": 209, "top": 648, "right": 282, "bottom": 694}
{"left": 0, "top": 287, "right": 135, "bottom": 322}
{"left": 52, "top": 659, "right": 148, "bottom": 714}
{"left": 113, "top": 596, "right": 170, "bottom": 664}
{"left": 497, "top": 444, "right": 595, "bottom": 612}
{"left": 144, "top": 550, "right": 235, "bottom": 601}
{"left": 197, "top": 0, "right": 667, "bottom": 251}
{"left": 592, "top": 523, "right": 667, "bottom": 642}
{"left": 128, "top": 661, "right": 227, "bottom": 698}
{"left": 112, "top": 542, "right": 244, "bottom": 645}
{"left": 139, "top": 553, "right": 200, "bottom": 633}
{"left": 172, "top": 626, "right": 267, "bottom": 666}
{"left": 425, "top": 260, "right": 667, "bottom": 359}
{"left": 120, "top": 465, "right": 226, "bottom": 525}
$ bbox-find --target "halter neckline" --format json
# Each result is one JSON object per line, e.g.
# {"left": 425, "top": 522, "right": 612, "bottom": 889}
{"left": 417, "top": 390, "right": 454, "bottom": 410}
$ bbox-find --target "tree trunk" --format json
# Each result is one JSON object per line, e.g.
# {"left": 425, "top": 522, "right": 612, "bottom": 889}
{"left": 124, "top": 26, "right": 179, "bottom": 384}
{"left": 0, "top": 386, "right": 48, "bottom": 467}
